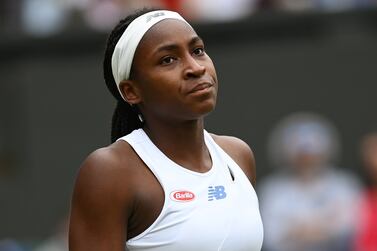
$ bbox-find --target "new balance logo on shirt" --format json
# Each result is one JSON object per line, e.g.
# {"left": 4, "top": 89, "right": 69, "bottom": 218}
{"left": 208, "top": 185, "right": 227, "bottom": 201}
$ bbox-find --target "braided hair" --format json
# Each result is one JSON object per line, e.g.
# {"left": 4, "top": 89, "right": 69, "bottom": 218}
{"left": 103, "top": 8, "right": 155, "bottom": 143}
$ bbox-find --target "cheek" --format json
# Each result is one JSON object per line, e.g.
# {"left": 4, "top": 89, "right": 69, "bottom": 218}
{"left": 141, "top": 77, "right": 180, "bottom": 105}
{"left": 206, "top": 57, "right": 218, "bottom": 79}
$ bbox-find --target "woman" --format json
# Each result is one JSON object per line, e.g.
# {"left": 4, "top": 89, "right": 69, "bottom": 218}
{"left": 259, "top": 112, "right": 360, "bottom": 251}
{"left": 69, "top": 8, "right": 263, "bottom": 251}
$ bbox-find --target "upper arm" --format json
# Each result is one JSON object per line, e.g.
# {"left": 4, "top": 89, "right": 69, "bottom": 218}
{"left": 212, "top": 134, "right": 257, "bottom": 187}
{"left": 69, "top": 148, "right": 134, "bottom": 251}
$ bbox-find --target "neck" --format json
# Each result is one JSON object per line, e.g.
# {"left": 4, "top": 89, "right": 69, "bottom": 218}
{"left": 142, "top": 118, "right": 211, "bottom": 173}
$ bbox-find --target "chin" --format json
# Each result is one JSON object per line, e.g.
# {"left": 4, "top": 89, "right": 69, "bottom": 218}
{"left": 196, "top": 100, "right": 217, "bottom": 116}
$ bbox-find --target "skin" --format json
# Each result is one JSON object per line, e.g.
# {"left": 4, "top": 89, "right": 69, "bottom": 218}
{"left": 69, "top": 19, "right": 257, "bottom": 251}
{"left": 361, "top": 133, "right": 377, "bottom": 186}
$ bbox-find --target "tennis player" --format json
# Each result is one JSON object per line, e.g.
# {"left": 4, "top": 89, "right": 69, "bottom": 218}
{"left": 69, "top": 8, "right": 263, "bottom": 251}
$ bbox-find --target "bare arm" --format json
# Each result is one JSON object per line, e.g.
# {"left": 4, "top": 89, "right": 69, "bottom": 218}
{"left": 69, "top": 147, "right": 134, "bottom": 251}
{"left": 212, "top": 134, "right": 257, "bottom": 187}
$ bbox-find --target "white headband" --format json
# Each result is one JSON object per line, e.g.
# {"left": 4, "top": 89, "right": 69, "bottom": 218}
{"left": 111, "top": 10, "right": 191, "bottom": 101}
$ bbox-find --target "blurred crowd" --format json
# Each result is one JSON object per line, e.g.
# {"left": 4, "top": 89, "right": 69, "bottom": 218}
{"left": 1, "top": 0, "right": 377, "bottom": 36}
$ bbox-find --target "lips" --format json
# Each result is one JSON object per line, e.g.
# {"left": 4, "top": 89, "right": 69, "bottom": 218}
{"left": 188, "top": 81, "right": 214, "bottom": 94}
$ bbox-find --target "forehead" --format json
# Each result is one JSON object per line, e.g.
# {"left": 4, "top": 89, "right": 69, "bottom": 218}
{"left": 137, "top": 19, "right": 198, "bottom": 53}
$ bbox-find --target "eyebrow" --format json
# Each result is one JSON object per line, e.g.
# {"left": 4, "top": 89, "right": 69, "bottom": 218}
{"left": 154, "top": 36, "right": 204, "bottom": 54}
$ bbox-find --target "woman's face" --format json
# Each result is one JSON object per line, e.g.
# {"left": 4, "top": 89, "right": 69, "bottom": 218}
{"left": 130, "top": 19, "right": 218, "bottom": 123}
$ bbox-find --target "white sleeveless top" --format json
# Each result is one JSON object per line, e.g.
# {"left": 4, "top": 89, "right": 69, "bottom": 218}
{"left": 118, "top": 129, "right": 263, "bottom": 251}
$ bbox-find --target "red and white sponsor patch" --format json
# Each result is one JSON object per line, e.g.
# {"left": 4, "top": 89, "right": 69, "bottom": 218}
{"left": 170, "top": 190, "right": 195, "bottom": 202}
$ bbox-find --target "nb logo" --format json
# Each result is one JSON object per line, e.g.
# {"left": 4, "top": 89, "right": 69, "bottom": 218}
{"left": 208, "top": 186, "right": 227, "bottom": 201}
{"left": 146, "top": 12, "right": 165, "bottom": 22}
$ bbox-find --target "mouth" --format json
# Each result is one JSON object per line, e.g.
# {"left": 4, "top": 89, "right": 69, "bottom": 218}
{"left": 188, "top": 81, "right": 214, "bottom": 94}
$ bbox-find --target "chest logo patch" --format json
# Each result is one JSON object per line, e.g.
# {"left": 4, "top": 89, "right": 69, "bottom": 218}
{"left": 208, "top": 185, "right": 227, "bottom": 201}
{"left": 170, "top": 190, "right": 196, "bottom": 202}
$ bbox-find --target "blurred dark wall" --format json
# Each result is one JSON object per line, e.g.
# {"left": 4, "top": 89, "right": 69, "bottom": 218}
{"left": 0, "top": 9, "right": 376, "bottom": 240}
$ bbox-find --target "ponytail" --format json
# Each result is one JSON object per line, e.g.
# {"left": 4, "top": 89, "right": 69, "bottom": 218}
{"left": 111, "top": 100, "right": 143, "bottom": 143}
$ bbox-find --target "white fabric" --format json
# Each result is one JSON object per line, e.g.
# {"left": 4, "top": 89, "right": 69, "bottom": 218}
{"left": 118, "top": 129, "right": 264, "bottom": 251}
{"left": 111, "top": 10, "right": 190, "bottom": 101}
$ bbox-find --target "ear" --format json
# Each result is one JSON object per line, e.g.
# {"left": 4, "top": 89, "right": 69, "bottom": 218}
{"left": 119, "top": 80, "right": 142, "bottom": 105}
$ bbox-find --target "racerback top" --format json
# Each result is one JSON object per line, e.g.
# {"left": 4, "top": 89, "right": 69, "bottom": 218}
{"left": 118, "top": 129, "right": 263, "bottom": 251}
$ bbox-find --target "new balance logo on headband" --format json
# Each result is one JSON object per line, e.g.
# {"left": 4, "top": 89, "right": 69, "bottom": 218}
{"left": 208, "top": 186, "right": 227, "bottom": 201}
{"left": 146, "top": 12, "right": 165, "bottom": 22}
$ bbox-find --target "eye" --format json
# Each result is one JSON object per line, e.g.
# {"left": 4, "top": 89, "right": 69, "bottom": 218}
{"left": 193, "top": 47, "right": 205, "bottom": 56}
{"left": 160, "top": 56, "right": 175, "bottom": 65}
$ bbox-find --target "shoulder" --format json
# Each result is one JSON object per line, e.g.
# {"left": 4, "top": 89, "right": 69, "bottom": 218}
{"left": 77, "top": 141, "right": 137, "bottom": 182}
{"left": 210, "top": 133, "right": 257, "bottom": 186}
{"left": 72, "top": 141, "right": 140, "bottom": 211}
{"left": 210, "top": 133, "right": 254, "bottom": 158}
{"left": 69, "top": 141, "right": 141, "bottom": 249}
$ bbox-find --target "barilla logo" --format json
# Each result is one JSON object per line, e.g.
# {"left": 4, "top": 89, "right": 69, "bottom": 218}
{"left": 170, "top": 190, "right": 195, "bottom": 202}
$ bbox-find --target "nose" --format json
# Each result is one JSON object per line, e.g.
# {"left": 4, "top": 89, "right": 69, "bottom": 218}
{"left": 183, "top": 55, "right": 206, "bottom": 79}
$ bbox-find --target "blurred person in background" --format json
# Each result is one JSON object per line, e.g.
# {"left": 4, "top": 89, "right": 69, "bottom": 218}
{"left": 353, "top": 132, "right": 377, "bottom": 251}
{"left": 259, "top": 112, "right": 361, "bottom": 251}
{"left": 181, "top": 0, "right": 258, "bottom": 22}
{"left": 263, "top": 0, "right": 371, "bottom": 12}
{"left": 80, "top": 0, "right": 259, "bottom": 25}
{"left": 20, "top": 0, "right": 165, "bottom": 35}
{"left": 80, "top": 0, "right": 163, "bottom": 31}
{"left": 21, "top": 0, "right": 69, "bottom": 36}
